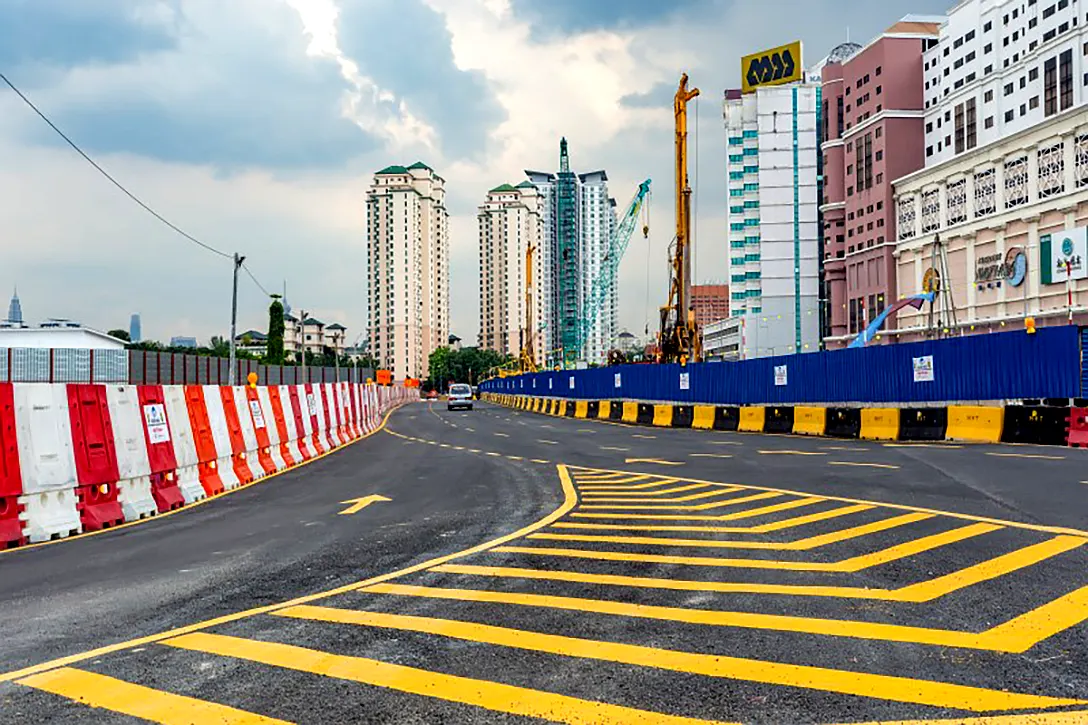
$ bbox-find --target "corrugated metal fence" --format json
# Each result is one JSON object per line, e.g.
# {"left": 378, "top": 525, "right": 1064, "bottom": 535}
{"left": 0, "top": 348, "right": 373, "bottom": 386}
{"left": 484, "top": 326, "right": 1084, "bottom": 404}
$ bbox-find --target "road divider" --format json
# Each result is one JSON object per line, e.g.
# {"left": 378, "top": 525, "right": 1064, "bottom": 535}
{"left": 483, "top": 394, "right": 1085, "bottom": 449}
{"left": 0, "top": 380, "right": 415, "bottom": 550}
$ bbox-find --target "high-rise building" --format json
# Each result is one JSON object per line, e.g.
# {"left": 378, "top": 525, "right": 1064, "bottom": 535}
{"left": 893, "top": 0, "right": 1088, "bottom": 339}
{"left": 723, "top": 73, "right": 821, "bottom": 357}
{"left": 129, "top": 313, "right": 142, "bottom": 343}
{"left": 691, "top": 284, "right": 730, "bottom": 328}
{"left": 478, "top": 182, "right": 544, "bottom": 361}
{"left": 525, "top": 139, "right": 618, "bottom": 366}
{"left": 366, "top": 162, "right": 449, "bottom": 380}
{"left": 820, "top": 18, "right": 944, "bottom": 347}
{"left": 5, "top": 287, "right": 24, "bottom": 326}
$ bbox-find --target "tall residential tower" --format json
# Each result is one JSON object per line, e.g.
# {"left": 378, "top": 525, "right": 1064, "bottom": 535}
{"left": 366, "top": 162, "right": 449, "bottom": 381}
{"left": 525, "top": 139, "right": 618, "bottom": 366}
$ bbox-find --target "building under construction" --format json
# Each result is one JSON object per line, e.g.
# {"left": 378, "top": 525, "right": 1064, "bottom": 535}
{"left": 525, "top": 139, "right": 618, "bottom": 367}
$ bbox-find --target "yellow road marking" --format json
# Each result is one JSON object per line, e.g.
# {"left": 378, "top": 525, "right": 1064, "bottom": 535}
{"left": 577, "top": 476, "right": 677, "bottom": 489}
{"left": 581, "top": 488, "right": 741, "bottom": 504}
{"left": 829, "top": 461, "right": 901, "bottom": 470}
{"left": 338, "top": 494, "right": 391, "bottom": 515}
{"left": 690, "top": 453, "right": 734, "bottom": 459}
{"left": 0, "top": 465, "right": 578, "bottom": 685}
{"left": 883, "top": 443, "right": 962, "bottom": 449}
{"left": 568, "top": 467, "right": 1088, "bottom": 538}
{"left": 834, "top": 710, "right": 1088, "bottom": 724}
{"left": 553, "top": 504, "right": 873, "bottom": 534}
{"left": 362, "top": 581, "right": 1088, "bottom": 653}
{"left": 17, "top": 667, "right": 290, "bottom": 724}
{"left": 707, "top": 440, "right": 743, "bottom": 445}
{"left": 493, "top": 432, "right": 509, "bottom": 437}
{"left": 439, "top": 443, "right": 450, "bottom": 448}
{"left": 580, "top": 487, "right": 801, "bottom": 511}
{"left": 274, "top": 607, "right": 1083, "bottom": 712}
{"left": 822, "top": 446, "right": 869, "bottom": 451}
{"left": 495, "top": 522, "right": 1000, "bottom": 572}
{"left": 986, "top": 452, "right": 1066, "bottom": 460}
{"left": 538, "top": 440, "right": 559, "bottom": 445}
{"left": 632, "top": 434, "right": 657, "bottom": 439}
{"left": 569, "top": 494, "right": 820, "bottom": 521}
{"left": 600, "top": 446, "right": 631, "bottom": 451}
{"left": 439, "top": 535, "right": 1084, "bottom": 601}
{"left": 580, "top": 483, "right": 712, "bottom": 497}
{"left": 531, "top": 459, "right": 551, "bottom": 464}
{"left": 625, "top": 457, "right": 684, "bottom": 465}
{"left": 758, "top": 450, "right": 826, "bottom": 456}
{"left": 537, "top": 512, "right": 924, "bottom": 550}
{"left": 485, "top": 452, "right": 502, "bottom": 457}
{"left": 506, "top": 456, "right": 524, "bottom": 461}
{"left": 164, "top": 632, "right": 722, "bottom": 725}
{"left": 577, "top": 429, "right": 596, "bottom": 433}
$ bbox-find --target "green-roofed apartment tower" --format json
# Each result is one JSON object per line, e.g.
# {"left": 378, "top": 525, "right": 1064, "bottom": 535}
{"left": 366, "top": 162, "right": 449, "bottom": 381}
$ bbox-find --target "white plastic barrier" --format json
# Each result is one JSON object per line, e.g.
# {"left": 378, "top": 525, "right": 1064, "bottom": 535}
{"left": 201, "top": 385, "right": 242, "bottom": 491}
{"left": 278, "top": 385, "right": 305, "bottom": 464}
{"left": 104, "top": 385, "right": 157, "bottom": 521}
{"left": 13, "top": 384, "right": 82, "bottom": 542}
{"left": 231, "top": 387, "right": 266, "bottom": 481}
{"left": 162, "top": 386, "right": 206, "bottom": 504}
{"left": 256, "top": 386, "right": 288, "bottom": 472}
{"left": 296, "top": 385, "right": 317, "bottom": 455}
{"left": 325, "top": 383, "right": 344, "bottom": 447}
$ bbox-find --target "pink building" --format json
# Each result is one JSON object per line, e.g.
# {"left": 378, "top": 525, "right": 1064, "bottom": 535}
{"left": 820, "top": 17, "right": 943, "bottom": 347}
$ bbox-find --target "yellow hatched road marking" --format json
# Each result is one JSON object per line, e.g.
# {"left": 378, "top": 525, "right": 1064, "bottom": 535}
{"left": 580, "top": 483, "right": 710, "bottom": 497}
{"left": 581, "top": 488, "right": 743, "bottom": 504}
{"left": 829, "top": 461, "right": 901, "bottom": 470}
{"left": 496, "top": 523, "right": 1000, "bottom": 572}
{"left": 273, "top": 606, "right": 1084, "bottom": 712}
{"left": 17, "top": 667, "right": 290, "bottom": 724}
{"left": 578, "top": 488, "right": 796, "bottom": 511}
{"left": 569, "top": 467, "right": 1088, "bottom": 538}
{"left": 570, "top": 495, "right": 822, "bottom": 521}
{"left": 533, "top": 512, "right": 929, "bottom": 549}
{"left": 362, "top": 581, "right": 1088, "bottom": 653}
{"left": 575, "top": 472, "right": 634, "bottom": 481}
{"left": 552, "top": 504, "right": 873, "bottom": 534}
{"left": 577, "top": 477, "right": 683, "bottom": 490}
{"left": 163, "top": 632, "right": 725, "bottom": 725}
{"left": 436, "top": 535, "right": 1085, "bottom": 601}
{"left": 836, "top": 711, "right": 1088, "bottom": 724}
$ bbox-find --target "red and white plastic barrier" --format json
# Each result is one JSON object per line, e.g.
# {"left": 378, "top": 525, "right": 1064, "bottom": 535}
{"left": 0, "top": 381, "right": 415, "bottom": 548}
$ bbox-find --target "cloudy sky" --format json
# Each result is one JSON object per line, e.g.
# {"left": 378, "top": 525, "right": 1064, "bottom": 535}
{"left": 1, "top": 0, "right": 949, "bottom": 345}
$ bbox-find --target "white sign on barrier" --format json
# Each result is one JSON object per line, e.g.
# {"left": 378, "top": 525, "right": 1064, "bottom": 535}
{"left": 614, "top": 373, "right": 622, "bottom": 388}
{"left": 913, "top": 355, "right": 935, "bottom": 383}
{"left": 774, "top": 365, "right": 788, "bottom": 387}
{"left": 679, "top": 373, "right": 690, "bottom": 390}
{"left": 568, "top": 377, "right": 575, "bottom": 390}
{"left": 143, "top": 403, "right": 170, "bottom": 444}
{"left": 306, "top": 393, "right": 317, "bottom": 415}
{"left": 249, "top": 399, "right": 266, "bottom": 429}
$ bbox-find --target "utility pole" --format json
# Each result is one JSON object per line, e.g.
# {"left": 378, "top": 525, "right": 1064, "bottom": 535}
{"left": 300, "top": 309, "right": 308, "bottom": 384}
{"left": 228, "top": 252, "right": 245, "bottom": 386}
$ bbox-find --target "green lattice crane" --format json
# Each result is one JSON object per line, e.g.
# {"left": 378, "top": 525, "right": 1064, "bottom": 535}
{"left": 573, "top": 179, "right": 651, "bottom": 363}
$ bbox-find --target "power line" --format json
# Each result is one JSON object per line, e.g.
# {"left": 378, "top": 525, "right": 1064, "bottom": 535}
{"left": 242, "top": 262, "right": 272, "bottom": 298}
{"left": 0, "top": 70, "right": 232, "bottom": 260}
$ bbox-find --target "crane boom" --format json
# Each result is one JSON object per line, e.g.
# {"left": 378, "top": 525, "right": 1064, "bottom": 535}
{"left": 658, "top": 73, "right": 701, "bottom": 364}
{"left": 574, "top": 179, "right": 652, "bottom": 364}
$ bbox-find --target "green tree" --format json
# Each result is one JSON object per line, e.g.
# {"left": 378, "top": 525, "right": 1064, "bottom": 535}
{"left": 427, "top": 346, "right": 453, "bottom": 391}
{"left": 108, "top": 329, "right": 131, "bottom": 342}
{"left": 265, "top": 295, "right": 285, "bottom": 364}
{"left": 209, "top": 335, "right": 230, "bottom": 357}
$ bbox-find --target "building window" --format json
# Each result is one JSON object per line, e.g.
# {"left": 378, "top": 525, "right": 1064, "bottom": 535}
{"left": 875, "top": 127, "right": 882, "bottom": 139}
{"left": 1044, "top": 56, "right": 1058, "bottom": 115}
{"left": 947, "top": 178, "right": 967, "bottom": 224}
{"left": 921, "top": 189, "right": 941, "bottom": 233}
{"left": 897, "top": 195, "right": 917, "bottom": 240}
{"left": 1004, "top": 82, "right": 1014, "bottom": 95}
{"left": 1060, "top": 49, "right": 1074, "bottom": 111}
{"left": 974, "top": 168, "right": 996, "bottom": 217}
{"left": 1038, "top": 141, "right": 1066, "bottom": 198}
{"left": 1004, "top": 156, "right": 1029, "bottom": 209}
{"left": 954, "top": 102, "right": 966, "bottom": 153}
{"left": 1004, "top": 109, "right": 1015, "bottom": 122}
{"left": 1076, "top": 134, "right": 1088, "bottom": 188}
{"left": 984, "top": 89, "right": 993, "bottom": 102}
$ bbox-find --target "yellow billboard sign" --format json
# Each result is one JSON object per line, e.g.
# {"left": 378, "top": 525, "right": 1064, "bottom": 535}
{"left": 741, "top": 41, "right": 803, "bottom": 94}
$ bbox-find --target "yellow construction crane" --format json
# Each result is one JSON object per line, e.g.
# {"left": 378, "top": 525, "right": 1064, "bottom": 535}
{"left": 518, "top": 242, "right": 538, "bottom": 373}
{"left": 658, "top": 73, "right": 701, "bottom": 365}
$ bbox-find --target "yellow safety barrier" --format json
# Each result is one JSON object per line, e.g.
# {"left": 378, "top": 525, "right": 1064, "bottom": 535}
{"left": 793, "top": 407, "right": 827, "bottom": 436}
{"left": 598, "top": 401, "right": 611, "bottom": 420}
{"left": 574, "top": 400, "right": 589, "bottom": 419}
{"left": 947, "top": 405, "right": 1004, "bottom": 443}
{"left": 622, "top": 401, "right": 639, "bottom": 424}
{"left": 738, "top": 407, "right": 765, "bottom": 432}
{"left": 692, "top": 405, "right": 715, "bottom": 430}
{"left": 652, "top": 404, "right": 673, "bottom": 427}
{"left": 534, "top": 398, "right": 542, "bottom": 413}
{"left": 861, "top": 408, "right": 901, "bottom": 440}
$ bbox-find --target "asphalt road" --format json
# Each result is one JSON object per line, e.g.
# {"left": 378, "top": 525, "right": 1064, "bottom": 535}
{"left": 1, "top": 399, "right": 1086, "bottom": 724}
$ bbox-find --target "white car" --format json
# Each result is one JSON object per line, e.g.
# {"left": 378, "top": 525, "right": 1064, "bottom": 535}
{"left": 447, "top": 383, "right": 474, "bottom": 411}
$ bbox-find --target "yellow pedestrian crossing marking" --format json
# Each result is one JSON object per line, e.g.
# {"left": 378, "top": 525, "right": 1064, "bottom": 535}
{"left": 164, "top": 632, "right": 718, "bottom": 725}
{"left": 274, "top": 607, "right": 1083, "bottom": 712}
{"left": 17, "top": 667, "right": 290, "bottom": 724}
